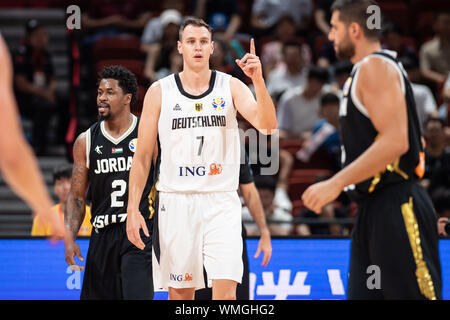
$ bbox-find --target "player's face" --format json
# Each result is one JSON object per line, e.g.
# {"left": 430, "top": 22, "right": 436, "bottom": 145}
{"left": 178, "top": 25, "right": 214, "bottom": 70}
{"left": 96, "top": 78, "right": 129, "bottom": 121}
{"left": 329, "top": 11, "right": 355, "bottom": 61}
{"left": 54, "top": 177, "right": 71, "bottom": 204}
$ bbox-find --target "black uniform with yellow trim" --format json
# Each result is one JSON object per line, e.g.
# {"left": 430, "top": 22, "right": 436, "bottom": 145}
{"left": 81, "top": 115, "right": 157, "bottom": 300}
{"left": 340, "top": 50, "right": 442, "bottom": 300}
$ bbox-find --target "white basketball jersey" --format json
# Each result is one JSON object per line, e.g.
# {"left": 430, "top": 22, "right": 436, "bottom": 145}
{"left": 157, "top": 70, "right": 240, "bottom": 193}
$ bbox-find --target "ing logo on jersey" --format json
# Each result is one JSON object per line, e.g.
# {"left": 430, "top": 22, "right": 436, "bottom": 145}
{"left": 195, "top": 103, "right": 203, "bottom": 112}
{"left": 212, "top": 97, "right": 225, "bottom": 110}
{"left": 129, "top": 138, "right": 137, "bottom": 153}
{"left": 208, "top": 163, "right": 222, "bottom": 175}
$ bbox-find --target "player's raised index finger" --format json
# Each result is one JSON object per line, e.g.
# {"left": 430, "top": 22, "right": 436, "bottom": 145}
{"left": 250, "top": 38, "right": 255, "bottom": 55}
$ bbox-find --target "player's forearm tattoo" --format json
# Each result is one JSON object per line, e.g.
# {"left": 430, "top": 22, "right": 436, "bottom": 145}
{"left": 65, "top": 164, "right": 87, "bottom": 238}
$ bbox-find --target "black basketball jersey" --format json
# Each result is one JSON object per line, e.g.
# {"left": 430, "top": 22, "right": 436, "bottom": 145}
{"left": 87, "top": 115, "right": 156, "bottom": 229}
{"left": 339, "top": 50, "right": 424, "bottom": 200}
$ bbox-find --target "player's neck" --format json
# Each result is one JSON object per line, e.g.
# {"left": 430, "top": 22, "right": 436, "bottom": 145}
{"left": 103, "top": 112, "right": 133, "bottom": 138}
{"left": 351, "top": 40, "right": 382, "bottom": 64}
{"left": 178, "top": 67, "right": 212, "bottom": 93}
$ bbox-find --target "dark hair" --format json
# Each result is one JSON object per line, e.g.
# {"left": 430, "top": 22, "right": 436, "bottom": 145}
{"left": 320, "top": 92, "right": 340, "bottom": 106}
{"left": 53, "top": 164, "right": 72, "bottom": 184}
{"left": 307, "top": 66, "right": 329, "bottom": 83}
{"left": 381, "top": 21, "right": 403, "bottom": 37}
{"left": 98, "top": 65, "right": 138, "bottom": 105}
{"left": 398, "top": 57, "right": 419, "bottom": 71}
{"left": 25, "top": 19, "right": 44, "bottom": 35}
{"left": 334, "top": 60, "right": 353, "bottom": 76}
{"left": 331, "top": 0, "right": 380, "bottom": 40}
{"left": 253, "top": 174, "right": 277, "bottom": 192}
{"left": 179, "top": 17, "right": 212, "bottom": 40}
{"left": 282, "top": 41, "right": 303, "bottom": 55}
{"left": 424, "top": 117, "right": 445, "bottom": 130}
{"left": 434, "top": 10, "right": 450, "bottom": 22}
{"left": 275, "top": 14, "right": 296, "bottom": 28}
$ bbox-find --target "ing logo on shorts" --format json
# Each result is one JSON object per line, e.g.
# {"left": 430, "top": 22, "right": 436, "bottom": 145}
{"left": 169, "top": 273, "right": 193, "bottom": 282}
{"left": 208, "top": 163, "right": 222, "bottom": 175}
{"left": 212, "top": 97, "right": 225, "bottom": 110}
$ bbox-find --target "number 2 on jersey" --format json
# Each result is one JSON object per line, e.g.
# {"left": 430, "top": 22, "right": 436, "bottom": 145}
{"left": 111, "top": 179, "right": 126, "bottom": 207}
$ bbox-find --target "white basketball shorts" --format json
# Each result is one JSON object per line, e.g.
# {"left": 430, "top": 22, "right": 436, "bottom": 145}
{"left": 153, "top": 191, "right": 243, "bottom": 290}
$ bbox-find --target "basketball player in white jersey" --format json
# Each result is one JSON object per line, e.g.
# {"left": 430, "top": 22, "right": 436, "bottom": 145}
{"left": 126, "top": 18, "right": 277, "bottom": 300}
{"left": 0, "top": 34, "right": 65, "bottom": 238}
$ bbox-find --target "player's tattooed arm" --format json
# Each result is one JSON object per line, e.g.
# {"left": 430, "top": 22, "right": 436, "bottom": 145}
{"left": 65, "top": 132, "right": 89, "bottom": 238}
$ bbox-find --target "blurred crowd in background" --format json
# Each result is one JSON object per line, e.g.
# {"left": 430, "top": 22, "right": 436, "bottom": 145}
{"left": 1, "top": 0, "right": 449, "bottom": 236}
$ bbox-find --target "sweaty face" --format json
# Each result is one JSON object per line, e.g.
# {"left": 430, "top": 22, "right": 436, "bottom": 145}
{"left": 329, "top": 11, "right": 355, "bottom": 61}
{"left": 178, "top": 25, "right": 213, "bottom": 69}
{"left": 96, "top": 79, "right": 128, "bottom": 121}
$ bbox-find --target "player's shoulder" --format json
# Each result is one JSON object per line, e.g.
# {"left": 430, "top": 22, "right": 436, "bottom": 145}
{"left": 358, "top": 53, "right": 401, "bottom": 86}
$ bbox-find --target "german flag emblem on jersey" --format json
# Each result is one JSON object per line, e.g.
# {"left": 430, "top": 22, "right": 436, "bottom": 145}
{"left": 195, "top": 103, "right": 203, "bottom": 112}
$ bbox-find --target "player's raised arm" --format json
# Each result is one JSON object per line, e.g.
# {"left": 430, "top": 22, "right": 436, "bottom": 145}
{"left": 0, "top": 35, "right": 64, "bottom": 238}
{"left": 302, "top": 57, "right": 409, "bottom": 213}
{"left": 126, "top": 82, "right": 161, "bottom": 250}
{"left": 232, "top": 38, "right": 277, "bottom": 133}
{"left": 64, "top": 132, "right": 89, "bottom": 269}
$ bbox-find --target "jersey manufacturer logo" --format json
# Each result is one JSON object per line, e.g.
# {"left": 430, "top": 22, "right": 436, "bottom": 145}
{"left": 95, "top": 145, "right": 103, "bottom": 154}
{"left": 208, "top": 163, "right": 222, "bottom": 175}
{"left": 112, "top": 147, "right": 123, "bottom": 154}
{"left": 195, "top": 103, "right": 203, "bottom": 112}
{"left": 129, "top": 138, "right": 137, "bottom": 152}
{"left": 212, "top": 97, "right": 225, "bottom": 110}
{"left": 173, "top": 103, "right": 181, "bottom": 111}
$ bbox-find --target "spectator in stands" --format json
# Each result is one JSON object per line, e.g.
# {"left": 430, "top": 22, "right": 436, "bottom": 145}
{"left": 251, "top": 0, "right": 313, "bottom": 37}
{"left": 13, "top": 20, "right": 57, "bottom": 156}
{"left": 419, "top": 11, "right": 450, "bottom": 85}
{"left": 141, "top": 9, "right": 183, "bottom": 83}
{"left": 295, "top": 175, "right": 351, "bottom": 235}
{"left": 425, "top": 118, "right": 450, "bottom": 217}
{"left": 141, "top": 0, "right": 185, "bottom": 47}
{"left": 399, "top": 57, "right": 438, "bottom": 130}
{"left": 81, "top": 0, "right": 151, "bottom": 41}
{"left": 317, "top": 40, "right": 337, "bottom": 68}
{"left": 381, "top": 22, "right": 419, "bottom": 67}
{"left": 210, "top": 39, "right": 244, "bottom": 80}
{"left": 154, "top": 47, "right": 183, "bottom": 80}
{"left": 314, "top": 0, "right": 334, "bottom": 35}
{"left": 420, "top": 117, "right": 450, "bottom": 192}
{"left": 31, "top": 164, "right": 92, "bottom": 237}
{"left": 439, "top": 73, "right": 450, "bottom": 124}
{"left": 277, "top": 66, "right": 330, "bottom": 139}
{"left": 243, "top": 175, "right": 293, "bottom": 236}
{"left": 266, "top": 41, "right": 308, "bottom": 101}
{"left": 296, "top": 92, "right": 341, "bottom": 172}
{"left": 421, "top": 117, "right": 450, "bottom": 189}
{"left": 194, "top": 0, "right": 241, "bottom": 43}
{"left": 331, "top": 60, "right": 353, "bottom": 94}
{"left": 260, "top": 15, "right": 311, "bottom": 79}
